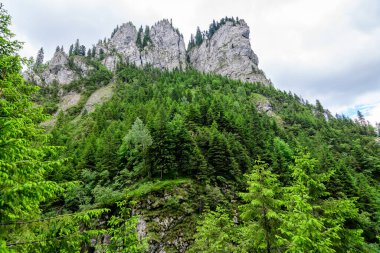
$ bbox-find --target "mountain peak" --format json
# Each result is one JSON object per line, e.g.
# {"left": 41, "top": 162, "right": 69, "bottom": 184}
{"left": 27, "top": 18, "right": 270, "bottom": 86}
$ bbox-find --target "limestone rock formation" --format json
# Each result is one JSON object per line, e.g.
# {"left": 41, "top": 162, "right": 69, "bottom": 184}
{"left": 188, "top": 20, "right": 270, "bottom": 85}
{"left": 24, "top": 50, "right": 85, "bottom": 86}
{"left": 107, "top": 22, "right": 141, "bottom": 66}
{"left": 28, "top": 18, "right": 270, "bottom": 90}
{"left": 101, "top": 20, "right": 186, "bottom": 71}
{"left": 141, "top": 20, "right": 187, "bottom": 70}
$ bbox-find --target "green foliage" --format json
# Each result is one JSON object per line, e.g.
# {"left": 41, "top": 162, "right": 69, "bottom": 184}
{"left": 126, "top": 179, "right": 191, "bottom": 200}
{"left": 18, "top": 14, "right": 379, "bottom": 253}
{"left": 189, "top": 207, "right": 237, "bottom": 253}
{"left": 0, "top": 4, "right": 64, "bottom": 250}
{"left": 277, "top": 152, "right": 366, "bottom": 252}
{"left": 46, "top": 61, "right": 379, "bottom": 250}
{"left": 98, "top": 201, "right": 148, "bottom": 252}
{"left": 119, "top": 117, "right": 153, "bottom": 178}
{"left": 239, "top": 160, "right": 283, "bottom": 252}
{"left": 0, "top": 6, "right": 144, "bottom": 252}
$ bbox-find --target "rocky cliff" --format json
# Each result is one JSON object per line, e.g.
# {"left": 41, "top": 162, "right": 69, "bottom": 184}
{"left": 26, "top": 18, "right": 269, "bottom": 87}
{"left": 188, "top": 20, "right": 269, "bottom": 84}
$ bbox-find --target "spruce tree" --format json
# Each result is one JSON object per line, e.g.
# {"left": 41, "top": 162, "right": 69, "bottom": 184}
{"left": 35, "top": 47, "right": 44, "bottom": 66}
{"left": 195, "top": 26, "right": 203, "bottom": 46}
{"left": 239, "top": 160, "right": 283, "bottom": 253}
{"left": 69, "top": 44, "right": 73, "bottom": 56}
{"left": 278, "top": 152, "right": 365, "bottom": 252}
{"left": 118, "top": 117, "right": 153, "bottom": 178}
{"left": 74, "top": 39, "right": 80, "bottom": 55}
{"left": 142, "top": 25, "right": 151, "bottom": 48}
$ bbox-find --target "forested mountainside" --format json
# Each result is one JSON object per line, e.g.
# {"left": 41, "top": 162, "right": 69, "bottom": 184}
{"left": 1, "top": 5, "right": 380, "bottom": 253}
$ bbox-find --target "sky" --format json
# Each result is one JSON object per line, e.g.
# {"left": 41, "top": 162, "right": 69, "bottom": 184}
{"left": 3, "top": 0, "right": 380, "bottom": 125}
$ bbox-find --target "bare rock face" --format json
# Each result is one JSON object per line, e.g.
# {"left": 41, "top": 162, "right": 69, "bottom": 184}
{"left": 108, "top": 22, "right": 142, "bottom": 66}
{"left": 141, "top": 20, "right": 187, "bottom": 70}
{"left": 83, "top": 83, "right": 115, "bottom": 114}
{"left": 102, "top": 55, "right": 119, "bottom": 72}
{"left": 101, "top": 20, "right": 186, "bottom": 71}
{"left": 188, "top": 20, "right": 270, "bottom": 85}
{"left": 24, "top": 50, "right": 78, "bottom": 86}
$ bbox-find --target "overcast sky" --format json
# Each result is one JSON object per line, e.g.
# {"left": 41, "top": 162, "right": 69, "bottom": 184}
{"left": 3, "top": 0, "right": 380, "bottom": 125}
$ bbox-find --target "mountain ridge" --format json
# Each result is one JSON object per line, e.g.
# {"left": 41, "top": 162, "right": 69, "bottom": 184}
{"left": 25, "top": 17, "right": 270, "bottom": 87}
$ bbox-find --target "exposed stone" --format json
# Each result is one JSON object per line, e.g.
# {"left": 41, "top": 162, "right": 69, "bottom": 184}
{"left": 141, "top": 20, "right": 187, "bottom": 70}
{"left": 49, "top": 50, "right": 69, "bottom": 73}
{"left": 58, "top": 91, "right": 81, "bottom": 112}
{"left": 108, "top": 22, "right": 142, "bottom": 66}
{"left": 73, "top": 56, "right": 94, "bottom": 74}
{"left": 83, "top": 83, "right": 115, "bottom": 114}
{"left": 137, "top": 216, "right": 147, "bottom": 240}
{"left": 188, "top": 20, "right": 270, "bottom": 85}
{"left": 24, "top": 50, "right": 80, "bottom": 86}
{"left": 102, "top": 55, "right": 118, "bottom": 71}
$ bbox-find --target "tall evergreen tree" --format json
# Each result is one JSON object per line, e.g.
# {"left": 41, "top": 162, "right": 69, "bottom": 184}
{"left": 35, "top": 47, "right": 44, "bottom": 66}
{"left": 119, "top": 118, "right": 153, "bottom": 178}
{"left": 69, "top": 44, "right": 73, "bottom": 56}
{"left": 142, "top": 25, "right": 152, "bottom": 48}
{"left": 74, "top": 39, "right": 80, "bottom": 55}
{"left": 278, "top": 152, "right": 365, "bottom": 252}
{"left": 195, "top": 26, "right": 203, "bottom": 46}
{"left": 239, "top": 160, "right": 283, "bottom": 253}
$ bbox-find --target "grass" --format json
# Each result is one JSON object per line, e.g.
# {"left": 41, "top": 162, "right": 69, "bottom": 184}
{"left": 126, "top": 178, "right": 192, "bottom": 199}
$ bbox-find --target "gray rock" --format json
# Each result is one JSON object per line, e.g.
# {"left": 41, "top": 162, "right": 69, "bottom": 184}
{"left": 141, "top": 20, "right": 186, "bottom": 70}
{"left": 49, "top": 50, "right": 69, "bottom": 73}
{"left": 83, "top": 83, "right": 114, "bottom": 114}
{"left": 73, "top": 56, "right": 94, "bottom": 74}
{"left": 24, "top": 50, "right": 81, "bottom": 86}
{"left": 102, "top": 55, "right": 118, "bottom": 71}
{"left": 108, "top": 22, "right": 142, "bottom": 66}
{"left": 188, "top": 20, "right": 270, "bottom": 85}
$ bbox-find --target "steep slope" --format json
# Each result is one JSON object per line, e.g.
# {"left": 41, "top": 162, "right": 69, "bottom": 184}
{"left": 44, "top": 64, "right": 380, "bottom": 252}
{"left": 26, "top": 18, "right": 268, "bottom": 89}
{"left": 23, "top": 17, "right": 380, "bottom": 253}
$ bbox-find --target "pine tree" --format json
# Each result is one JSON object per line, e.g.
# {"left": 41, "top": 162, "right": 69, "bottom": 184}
{"left": 74, "top": 39, "right": 80, "bottom": 55}
{"left": 187, "top": 34, "right": 195, "bottom": 51}
{"left": 136, "top": 25, "right": 143, "bottom": 50}
{"left": 195, "top": 26, "right": 203, "bottom": 46}
{"left": 35, "top": 47, "right": 44, "bottom": 66}
{"left": 99, "top": 48, "right": 105, "bottom": 60}
{"left": 69, "top": 44, "right": 73, "bottom": 56}
{"left": 118, "top": 117, "right": 153, "bottom": 178}
{"left": 189, "top": 207, "right": 237, "bottom": 253}
{"left": 239, "top": 160, "right": 283, "bottom": 253}
{"left": 79, "top": 45, "right": 86, "bottom": 56}
{"left": 278, "top": 152, "right": 365, "bottom": 252}
{"left": 142, "top": 25, "right": 151, "bottom": 48}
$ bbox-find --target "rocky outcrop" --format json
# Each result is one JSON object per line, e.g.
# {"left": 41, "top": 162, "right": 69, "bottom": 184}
{"left": 24, "top": 50, "right": 89, "bottom": 86}
{"left": 188, "top": 20, "right": 270, "bottom": 85}
{"left": 82, "top": 83, "right": 115, "bottom": 114}
{"left": 108, "top": 22, "right": 142, "bottom": 66}
{"left": 141, "top": 20, "right": 187, "bottom": 70}
{"left": 101, "top": 20, "right": 186, "bottom": 71}
{"left": 29, "top": 18, "right": 268, "bottom": 87}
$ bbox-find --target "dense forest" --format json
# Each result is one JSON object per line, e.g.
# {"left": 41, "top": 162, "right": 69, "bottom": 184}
{"left": 1, "top": 5, "right": 380, "bottom": 252}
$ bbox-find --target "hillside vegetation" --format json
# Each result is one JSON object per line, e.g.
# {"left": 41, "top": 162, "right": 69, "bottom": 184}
{"left": 45, "top": 62, "right": 379, "bottom": 252}
{"left": 1, "top": 6, "right": 379, "bottom": 252}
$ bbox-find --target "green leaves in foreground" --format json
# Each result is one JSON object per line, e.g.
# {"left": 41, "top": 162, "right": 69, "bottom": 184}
{"left": 191, "top": 153, "right": 367, "bottom": 252}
